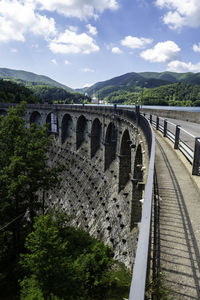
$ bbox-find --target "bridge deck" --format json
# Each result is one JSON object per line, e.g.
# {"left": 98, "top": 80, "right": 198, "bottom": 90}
{"left": 154, "top": 131, "right": 200, "bottom": 300}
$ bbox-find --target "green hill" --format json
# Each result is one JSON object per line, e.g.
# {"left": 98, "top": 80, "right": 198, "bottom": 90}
{"left": 29, "top": 84, "right": 91, "bottom": 104}
{"left": 80, "top": 71, "right": 200, "bottom": 106}
{"left": 83, "top": 71, "right": 200, "bottom": 98}
{"left": 0, "top": 68, "right": 91, "bottom": 104}
{"left": 84, "top": 72, "right": 171, "bottom": 98}
{"left": 0, "top": 80, "right": 39, "bottom": 104}
{"left": 0, "top": 68, "right": 73, "bottom": 92}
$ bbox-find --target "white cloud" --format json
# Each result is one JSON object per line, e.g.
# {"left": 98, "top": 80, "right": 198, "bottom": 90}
{"left": 10, "top": 48, "right": 18, "bottom": 53}
{"left": 0, "top": 0, "right": 56, "bottom": 42}
{"left": 49, "top": 29, "right": 100, "bottom": 54}
{"left": 64, "top": 59, "right": 71, "bottom": 65}
{"left": 69, "top": 26, "right": 78, "bottom": 32}
{"left": 81, "top": 68, "right": 95, "bottom": 72}
{"left": 167, "top": 60, "right": 200, "bottom": 72}
{"left": 31, "top": 14, "right": 56, "bottom": 37}
{"left": 111, "top": 47, "right": 122, "bottom": 54}
{"left": 193, "top": 43, "right": 200, "bottom": 53}
{"left": 155, "top": 0, "right": 200, "bottom": 29}
{"left": 35, "top": 0, "right": 119, "bottom": 19}
{"left": 86, "top": 24, "right": 97, "bottom": 36}
{"left": 140, "top": 41, "right": 180, "bottom": 63}
{"left": 51, "top": 59, "right": 57, "bottom": 64}
{"left": 121, "top": 36, "right": 153, "bottom": 49}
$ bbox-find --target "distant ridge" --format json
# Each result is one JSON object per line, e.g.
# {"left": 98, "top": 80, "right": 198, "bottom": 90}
{"left": 0, "top": 67, "right": 73, "bottom": 92}
{"left": 81, "top": 71, "right": 200, "bottom": 99}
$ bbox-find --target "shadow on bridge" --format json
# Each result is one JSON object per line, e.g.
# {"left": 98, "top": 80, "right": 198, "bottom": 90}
{"left": 153, "top": 133, "right": 200, "bottom": 300}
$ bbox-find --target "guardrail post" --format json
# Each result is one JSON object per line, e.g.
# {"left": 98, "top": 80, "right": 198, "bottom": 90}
{"left": 192, "top": 138, "right": 200, "bottom": 175}
{"left": 156, "top": 116, "right": 159, "bottom": 130}
{"left": 163, "top": 119, "right": 167, "bottom": 137}
{"left": 150, "top": 114, "right": 152, "bottom": 124}
{"left": 174, "top": 125, "right": 180, "bottom": 149}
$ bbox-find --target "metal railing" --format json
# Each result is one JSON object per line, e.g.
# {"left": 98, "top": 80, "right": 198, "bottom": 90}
{"left": 148, "top": 114, "right": 200, "bottom": 176}
{"left": 129, "top": 114, "right": 155, "bottom": 300}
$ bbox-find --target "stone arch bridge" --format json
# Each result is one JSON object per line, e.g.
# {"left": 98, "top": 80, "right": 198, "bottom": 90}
{"left": 0, "top": 103, "right": 152, "bottom": 268}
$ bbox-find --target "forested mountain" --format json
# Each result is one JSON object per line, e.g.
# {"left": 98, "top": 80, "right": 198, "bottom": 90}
{"left": 82, "top": 71, "right": 200, "bottom": 102}
{"left": 120, "top": 82, "right": 200, "bottom": 107}
{"left": 142, "top": 82, "right": 200, "bottom": 106}
{"left": 0, "top": 80, "right": 39, "bottom": 103}
{"left": 30, "top": 84, "right": 91, "bottom": 104}
{"left": 0, "top": 79, "right": 91, "bottom": 104}
{"left": 0, "top": 67, "right": 73, "bottom": 92}
{"left": 84, "top": 72, "right": 171, "bottom": 97}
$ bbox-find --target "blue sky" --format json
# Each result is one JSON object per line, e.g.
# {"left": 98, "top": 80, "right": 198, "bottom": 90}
{"left": 1, "top": 0, "right": 200, "bottom": 88}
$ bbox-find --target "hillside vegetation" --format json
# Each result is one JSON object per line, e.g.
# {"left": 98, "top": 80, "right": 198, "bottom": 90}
{"left": 123, "top": 82, "right": 200, "bottom": 107}
{"left": 81, "top": 71, "right": 200, "bottom": 106}
{"left": 0, "top": 79, "right": 91, "bottom": 104}
{"left": 0, "top": 67, "right": 73, "bottom": 92}
{"left": 0, "top": 80, "right": 39, "bottom": 103}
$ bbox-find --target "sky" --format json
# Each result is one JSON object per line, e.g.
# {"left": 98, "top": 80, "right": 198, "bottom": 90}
{"left": 1, "top": 0, "right": 200, "bottom": 89}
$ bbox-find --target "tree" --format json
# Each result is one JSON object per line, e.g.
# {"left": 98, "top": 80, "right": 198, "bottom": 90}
{"left": 20, "top": 211, "right": 131, "bottom": 300}
{"left": 0, "top": 103, "right": 64, "bottom": 297}
{"left": 20, "top": 212, "right": 115, "bottom": 300}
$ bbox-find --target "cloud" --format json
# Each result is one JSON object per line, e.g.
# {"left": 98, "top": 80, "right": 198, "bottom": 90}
{"left": 51, "top": 59, "right": 57, "bottom": 64}
{"left": 69, "top": 26, "right": 78, "bottom": 32}
{"left": 155, "top": 0, "right": 200, "bottom": 29}
{"left": 121, "top": 36, "right": 152, "bottom": 49}
{"left": 10, "top": 48, "right": 18, "bottom": 53}
{"left": 111, "top": 47, "right": 122, "bottom": 54}
{"left": 0, "top": 0, "right": 56, "bottom": 42}
{"left": 86, "top": 24, "right": 97, "bottom": 36}
{"left": 64, "top": 60, "right": 71, "bottom": 65}
{"left": 193, "top": 43, "right": 200, "bottom": 53}
{"left": 49, "top": 29, "right": 100, "bottom": 54}
{"left": 140, "top": 41, "right": 180, "bottom": 63}
{"left": 35, "top": 0, "right": 119, "bottom": 19}
{"left": 31, "top": 14, "right": 57, "bottom": 37}
{"left": 81, "top": 68, "right": 95, "bottom": 72}
{"left": 167, "top": 60, "right": 200, "bottom": 72}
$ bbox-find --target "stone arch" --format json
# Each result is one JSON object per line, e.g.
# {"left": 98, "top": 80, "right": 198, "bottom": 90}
{"left": 30, "top": 111, "right": 42, "bottom": 125}
{"left": 104, "top": 122, "right": 117, "bottom": 170}
{"left": 91, "top": 118, "right": 102, "bottom": 158}
{"left": 0, "top": 109, "right": 7, "bottom": 116}
{"left": 61, "top": 114, "right": 73, "bottom": 144}
{"left": 130, "top": 144, "right": 144, "bottom": 230}
{"left": 76, "top": 115, "right": 88, "bottom": 150}
{"left": 46, "top": 112, "right": 58, "bottom": 133}
{"left": 118, "top": 129, "right": 131, "bottom": 191}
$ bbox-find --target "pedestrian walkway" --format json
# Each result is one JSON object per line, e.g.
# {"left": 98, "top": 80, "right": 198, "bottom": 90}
{"left": 154, "top": 131, "right": 200, "bottom": 300}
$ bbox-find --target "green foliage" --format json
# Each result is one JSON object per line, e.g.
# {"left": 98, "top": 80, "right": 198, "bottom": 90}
{"left": 0, "top": 103, "right": 64, "bottom": 297}
{"left": 20, "top": 212, "right": 131, "bottom": 300}
{"left": 29, "top": 85, "right": 91, "bottom": 104}
{"left": 0, "top": 79, "right": 91, "bottom": 105}
{"left": 83, "top": 71, "right": 200, "bottom": 106}
{"left": 20, "top": 276, "right": 45, "bottom": 300}
{"left": 0, "top": 67, "right": 72, "bottom": 92}
{"left": 146, "top": 269, "right": 172, "bottom": 300}
{"left": 0, "top": 80, "right": 39, "bottom": 103}
{"left": 193, "top": 100, "right": 200, "bottom": 106}
{"left": 142, "top": 82, "right": 200, "bottom": 106}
